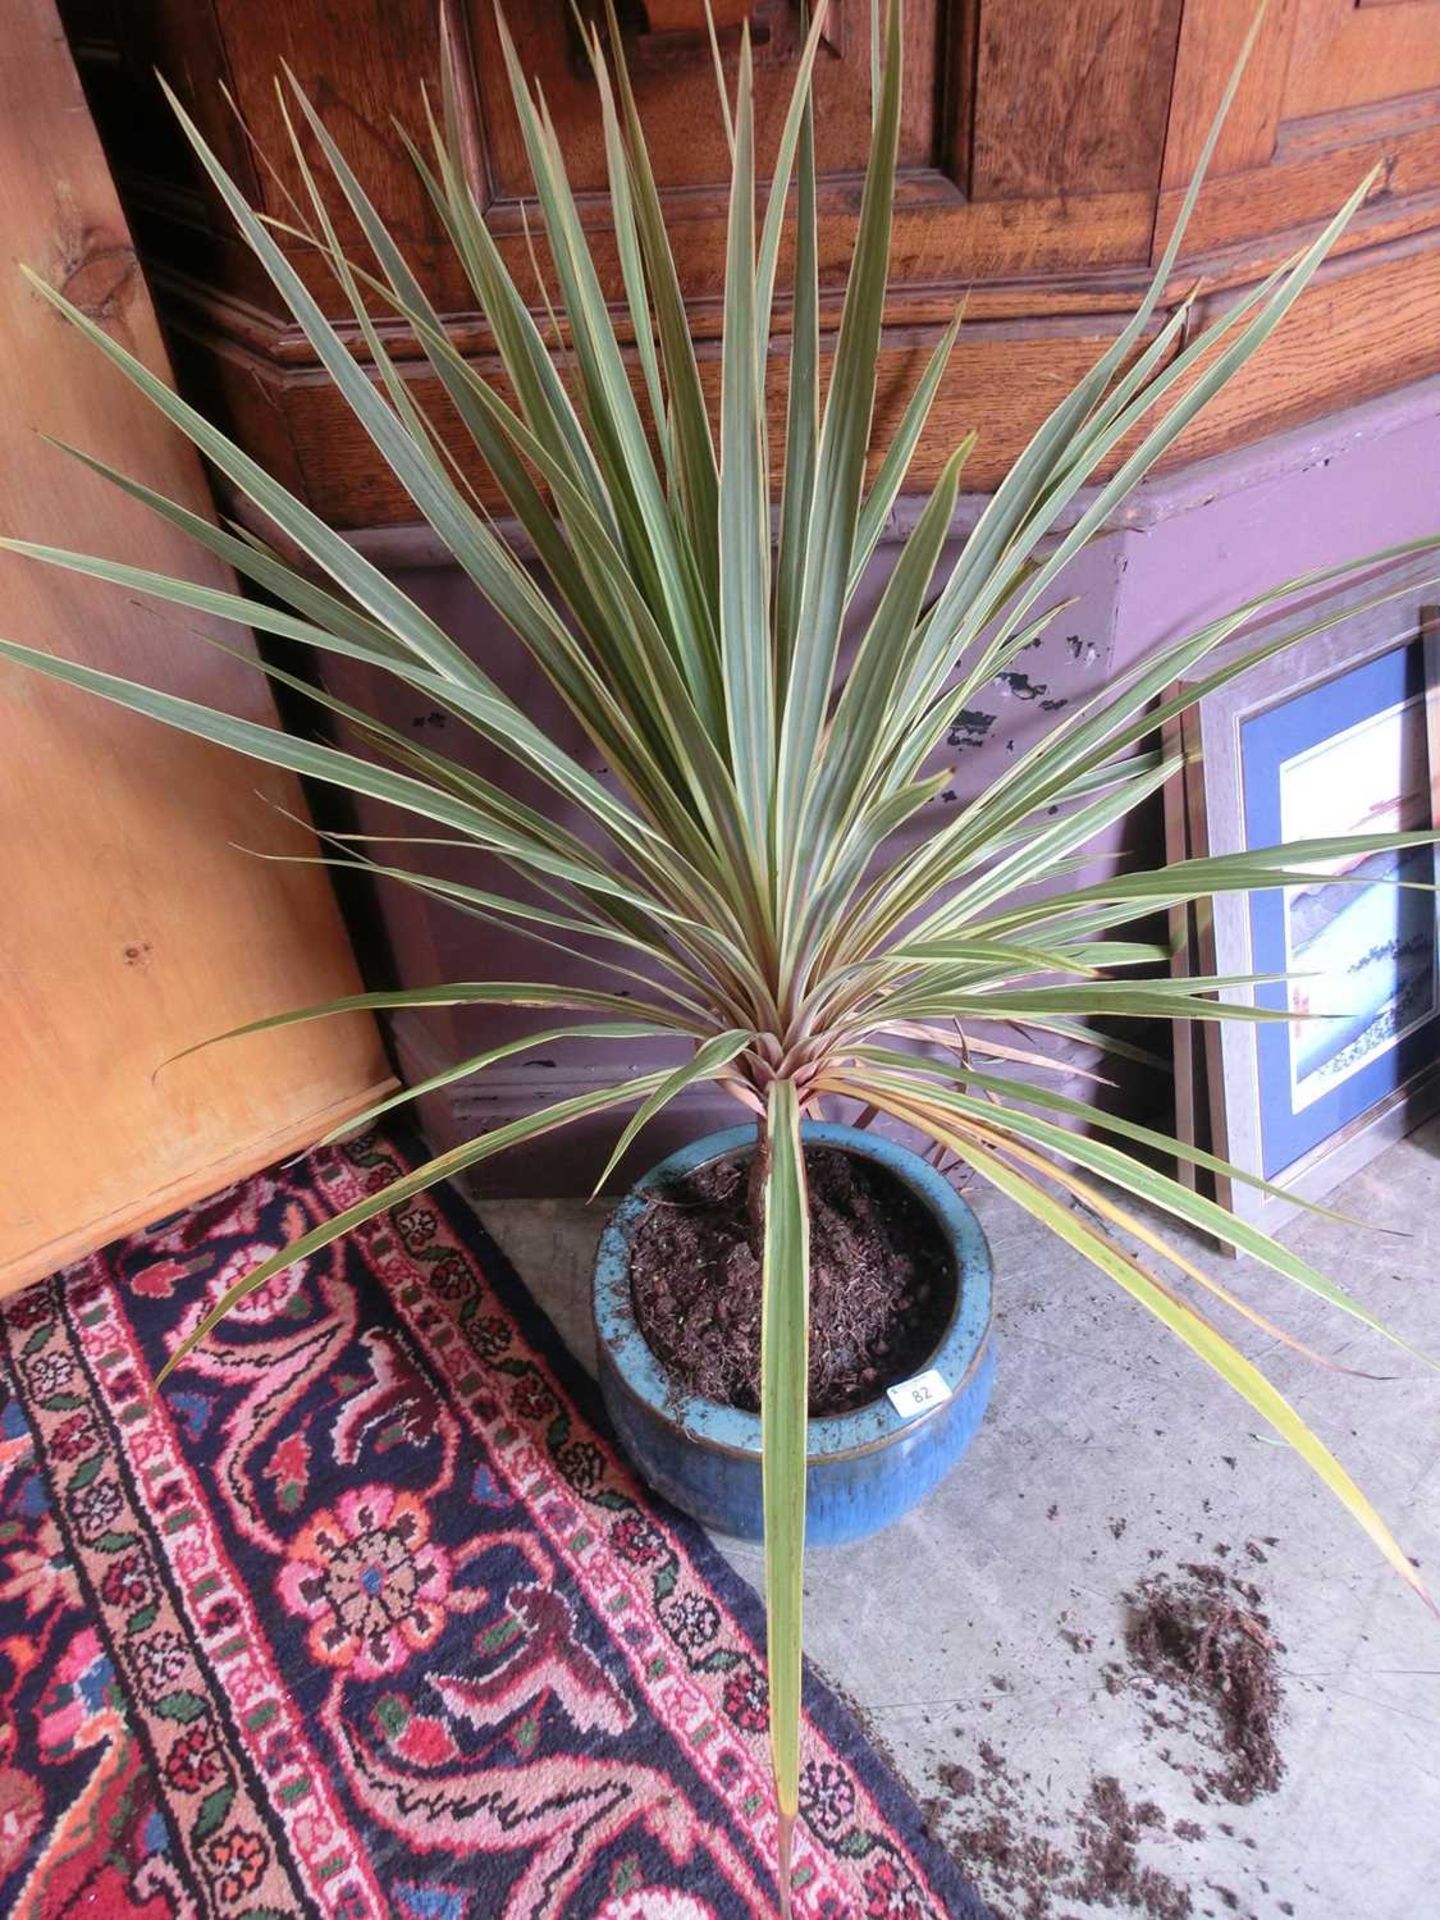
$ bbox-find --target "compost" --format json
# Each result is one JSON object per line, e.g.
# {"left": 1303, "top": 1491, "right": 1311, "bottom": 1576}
{"left": 1124, "top": 1562, "right": 1285, "bottom": 1804}
{"left": 629, "top": 1144, "right": 955, "bottom": 1414}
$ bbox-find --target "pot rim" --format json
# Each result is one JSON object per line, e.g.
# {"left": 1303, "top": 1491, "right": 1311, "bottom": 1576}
{"left": 592, "top": 1120, "right": 993, "bottom": 1461}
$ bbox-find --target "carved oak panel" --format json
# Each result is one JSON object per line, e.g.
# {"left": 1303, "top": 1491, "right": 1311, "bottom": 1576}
{"left": 57, "top": 0, "right": 1440, "bottom": 525}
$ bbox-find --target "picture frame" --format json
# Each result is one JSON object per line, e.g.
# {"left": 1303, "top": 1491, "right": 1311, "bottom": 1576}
{"left": 1166, "top": 569, "right": 1440, "bottom": 1236}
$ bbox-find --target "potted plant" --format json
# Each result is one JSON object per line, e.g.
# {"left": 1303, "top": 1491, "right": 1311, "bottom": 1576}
{"left": 2, "top": 3, "right": 1435, "bottom": 1905}
{"left": 593, "top": 1119, "right": 997, "bottom": 1546}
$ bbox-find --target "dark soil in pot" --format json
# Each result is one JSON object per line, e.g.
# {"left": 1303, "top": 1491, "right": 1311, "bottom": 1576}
{"left": 628, "top": 1144, "right": 957, "bottom": 1416}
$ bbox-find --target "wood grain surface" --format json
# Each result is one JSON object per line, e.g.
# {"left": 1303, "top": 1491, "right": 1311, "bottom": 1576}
{"left": 57, "top": 0, "right": 1440, "bottom": 530}
{"left": 0, "top": 0, "right": 394, "bottom": 1296}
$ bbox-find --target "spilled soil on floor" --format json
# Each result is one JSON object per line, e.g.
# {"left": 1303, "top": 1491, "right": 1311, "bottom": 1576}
{"left": 915, "top": 1559, "right": 1288, "bottom": 1918}
{"left": 1124, "top": 1562, "right": 1284, "bottom": 1805}
{"left": 932, "top": 1748, "right": 1196, "bottom": 1920}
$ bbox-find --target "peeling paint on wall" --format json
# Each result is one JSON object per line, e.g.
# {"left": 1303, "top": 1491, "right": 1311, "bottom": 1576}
{"left": 996, "top": 670, "right": 1048, "bottom": 701}
{"left": 947, "top": 708, "right": 996, "bottom": 750}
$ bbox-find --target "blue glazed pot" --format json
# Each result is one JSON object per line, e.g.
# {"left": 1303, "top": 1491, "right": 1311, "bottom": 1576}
{"left": 593, "top": 1121, "right": 995, "bottom": 1545}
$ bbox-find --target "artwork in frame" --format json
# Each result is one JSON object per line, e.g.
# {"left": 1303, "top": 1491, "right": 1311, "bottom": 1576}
{"left": 1166, "top": 570, "right": 1440, "bottom": 1236}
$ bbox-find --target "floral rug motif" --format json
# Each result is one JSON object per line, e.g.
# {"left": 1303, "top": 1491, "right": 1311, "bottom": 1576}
{"left": 0, "top": 1131, "right": 987, "bottom": 1918}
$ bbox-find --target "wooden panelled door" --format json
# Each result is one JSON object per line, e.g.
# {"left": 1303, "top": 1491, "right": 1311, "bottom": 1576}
{"left": 58, "top": 0, "right": 1440, "bottom": 532}
{"left": 0, "top": 0, "right": 394, "bottom": 1296}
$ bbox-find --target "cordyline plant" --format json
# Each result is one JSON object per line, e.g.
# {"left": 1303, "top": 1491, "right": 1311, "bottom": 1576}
{"left": 3, "top": 0, "right": 1438, "bottom": 1901}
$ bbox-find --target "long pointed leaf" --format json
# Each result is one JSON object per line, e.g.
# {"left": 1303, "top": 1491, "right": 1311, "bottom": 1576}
{"left": 718, "top": 29, "right": 774, "bottom": 854}
{"left": 761, "top": 1079, "right": 810, "bottom": 1893}
{"left": 592, "top": 1028, "right": 752, "bottom": 1193}
{"left": 855, "top": 1080, "right": 1429, "bottom": 1606}
{"left": 777, "top": 0, "right": 902, "bottom": 853}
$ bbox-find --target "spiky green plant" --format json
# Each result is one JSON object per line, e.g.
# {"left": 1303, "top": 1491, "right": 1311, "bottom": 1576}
{"left": 3, "top": 2, "right": 1437, "bottom": 1900}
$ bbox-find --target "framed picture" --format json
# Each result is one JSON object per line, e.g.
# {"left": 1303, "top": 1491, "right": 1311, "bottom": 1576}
{"left": 1167, "top": 572, "right": 1440, "bottom": 1234}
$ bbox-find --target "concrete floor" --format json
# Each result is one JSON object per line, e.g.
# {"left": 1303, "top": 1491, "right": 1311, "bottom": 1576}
{"left": 472, "top": 1116, "right": 1440, "bottom": 1920}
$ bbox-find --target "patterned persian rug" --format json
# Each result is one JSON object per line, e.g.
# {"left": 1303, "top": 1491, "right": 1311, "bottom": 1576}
{"left": 0, "top": 1130, "right": 987, "bottom": 1919}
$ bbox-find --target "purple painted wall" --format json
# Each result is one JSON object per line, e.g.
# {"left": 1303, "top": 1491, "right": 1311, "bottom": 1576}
{"left": 323, "top": 374, "right": 1440, "bottom": 1191}
{"left": 1113, "top": 380, "right": 1440, "bottom": 671}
